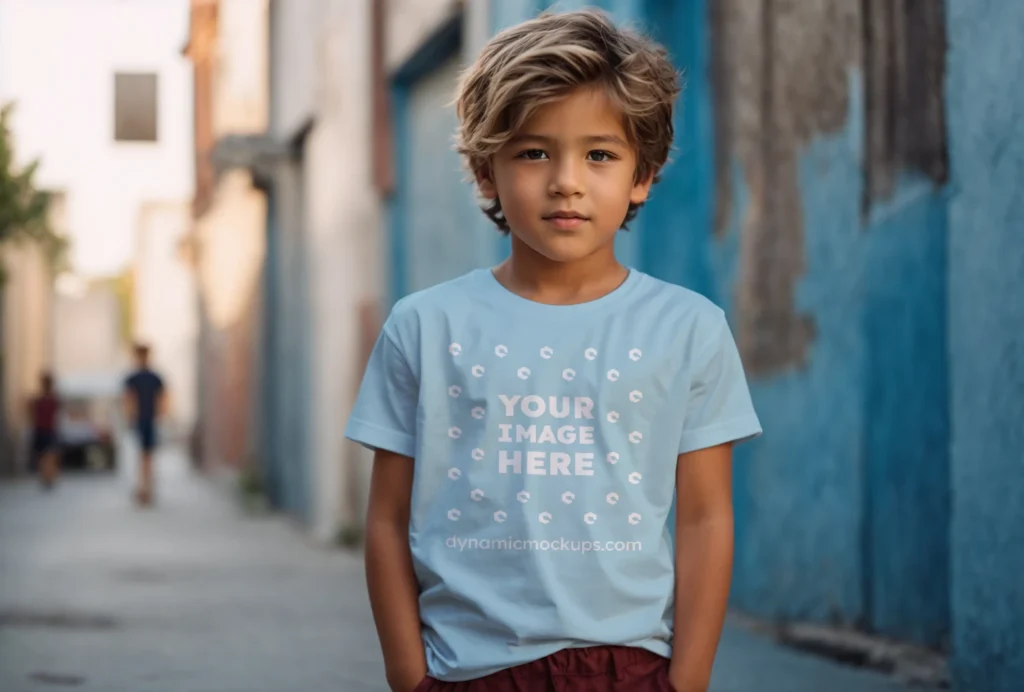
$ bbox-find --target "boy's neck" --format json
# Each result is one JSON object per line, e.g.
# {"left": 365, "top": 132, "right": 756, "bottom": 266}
{"left": 493, "top": 238, "right": 629, "bottom": 306}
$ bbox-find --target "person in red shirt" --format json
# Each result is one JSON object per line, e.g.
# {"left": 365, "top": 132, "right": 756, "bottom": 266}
{"left": 28, "top": 372, "right": 61, "bottom": 490}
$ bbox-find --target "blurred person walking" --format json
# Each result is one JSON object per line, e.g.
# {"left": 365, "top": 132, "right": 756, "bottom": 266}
{"left": 28, "top": 371, "right": 61, "bottom": 490}
{"left": 123, "top": 344, "right": 167, "bottom": 507}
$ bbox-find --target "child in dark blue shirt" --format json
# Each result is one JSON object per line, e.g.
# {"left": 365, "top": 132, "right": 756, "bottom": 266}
{"left": 124, "top": 343, "right": 166, "bottom": 507}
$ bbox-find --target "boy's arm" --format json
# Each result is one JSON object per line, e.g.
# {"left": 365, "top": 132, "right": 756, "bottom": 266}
{"left": 158, "top": 386, "right": 170, "bottom": 418}
{"left": 365, "top": 448, "right": 427, "bottom": 692}
{"left": 668, "top": 442, "right": 735, "bottom": 692}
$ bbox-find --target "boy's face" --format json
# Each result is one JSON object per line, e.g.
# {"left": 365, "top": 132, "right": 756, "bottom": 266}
{"left": 478, "top": 86, "right": 653, "bottom": 264}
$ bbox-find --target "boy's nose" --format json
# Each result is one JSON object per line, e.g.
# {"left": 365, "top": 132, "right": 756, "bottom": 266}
{"left": 548, "top": 160, "right": 584, "bottom": 197}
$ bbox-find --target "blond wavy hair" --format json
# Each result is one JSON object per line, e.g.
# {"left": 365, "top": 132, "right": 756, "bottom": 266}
{"left": 454, "top": 9, "right": 681, "bottom": 232}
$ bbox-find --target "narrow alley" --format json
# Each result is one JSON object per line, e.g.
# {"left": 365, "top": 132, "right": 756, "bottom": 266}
{"left": 0, "top": 448, "right": 384, "bottom": 692}
{"left": 1, "top": 447, "right": 931, "bottom": 692}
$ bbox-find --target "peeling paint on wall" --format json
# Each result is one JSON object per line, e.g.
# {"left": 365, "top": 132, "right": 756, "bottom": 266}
{"left": 862, "top": 0, "right": 948, "bottom": 210}
{"left": 709, "top": 0, "right": 952, "bottom": 646}
{"left": 714, "top": 0, "right": 859, "bottom": 375}
{"left": 713, "top": 0, "right": 947, "bottom": 376}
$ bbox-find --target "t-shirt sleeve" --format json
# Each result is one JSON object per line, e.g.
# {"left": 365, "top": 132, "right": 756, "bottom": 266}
{"left": 344, "top": 320, "right": 419, "bottom": 458}
{"left": 677, "top": 311, "right": 762, "bottom": 455}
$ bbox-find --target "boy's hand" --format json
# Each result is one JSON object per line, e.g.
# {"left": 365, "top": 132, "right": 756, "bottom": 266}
{"left": 669, "top": 442, "right": 734, "bottom": 692}
{"left": 667, "top": 663, "right": 709, "bottom": 692}
{"left": 389, "top": 668, "right": 428, "bottom": 692}
{"left": 366, "top": 449, "right": 429, "bottom": 692}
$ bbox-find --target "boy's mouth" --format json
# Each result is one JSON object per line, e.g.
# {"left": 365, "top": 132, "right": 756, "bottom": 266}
{"left": 542, "top": 210, "right": 590, "bottom": 230}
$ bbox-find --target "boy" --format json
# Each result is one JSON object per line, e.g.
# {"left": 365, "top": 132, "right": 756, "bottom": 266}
{"left": 124, "top": 344, "right": 166, "bottom": 507}
{"left": 346, "top": 10, "right": 761, "bottom": 692}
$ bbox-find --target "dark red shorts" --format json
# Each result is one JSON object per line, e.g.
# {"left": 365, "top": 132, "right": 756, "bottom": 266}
{"left": 414, "top": 645, "right": 673, "bottom": 691}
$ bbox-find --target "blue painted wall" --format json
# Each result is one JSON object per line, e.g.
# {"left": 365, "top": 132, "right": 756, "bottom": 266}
{"left": 404, "top": 56, "right": 488, "bottom": 294}
{"left": 389, "top": 17, "right": 497, "bottom": 305}
{"left": 490, "top": 0, "right": 539, "bottom": 32}
{"left": 639, "top": 3, "right": 951, "bottom": 647}
{"left": 946, "top": 1, "right": 1024, "bottom": 689}
{"left": 719, "top": 91, "right": 874, "bottom": 629}
{"left": 281, "top": 161, "right": 313, "bottom": 523}
{"left": 261, "top": 188, "right": 284, "bottom": 508}
{"left": 262, "top": 159, "right": 312, "bottom": 523}
{"left": 862, "top": 181, "right": 950, "bottom": 645}
{"left": 643, "top": 2, "right": 863, "bottom": 630}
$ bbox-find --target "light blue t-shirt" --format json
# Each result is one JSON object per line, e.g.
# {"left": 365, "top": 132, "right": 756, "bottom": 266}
{"left": 345, "top": 268, "right": 761, "bottom": 682}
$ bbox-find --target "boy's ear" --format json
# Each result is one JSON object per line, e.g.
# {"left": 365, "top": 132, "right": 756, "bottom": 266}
{"left": 476, "top": 164, "right": 498, "bottom": 199}
{"left": 630, "top": 171, "right": 655, "bottom": 206}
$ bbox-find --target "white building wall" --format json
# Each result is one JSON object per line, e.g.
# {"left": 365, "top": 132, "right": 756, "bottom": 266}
{"left": 292, "top": 0, "right": 381, "bottom": 542}
{"left": 1, "top": 190, "right": 65, "bottom": 420}
{"left": 199, "top": 0, "right": 268, "bottom": 335}
{"left": 464, "top": 0, "right": 493, "bottom": 62}
{"left": 52, "top": 284, "right": 124, "bottom": 376}
{"left": 261, "top": 0, "right": 491, "bottom": 541}
{"left": 299, "top": 0, "right": 491, "bottom": 541}
{"left": 191, "top": 0, "right": 269, "bottom": 472}
{"left": 386, "top": 0, "right": 491, "bottom": 70}
{"left": 386, "top": 0, "right": 461, "bottom": 71}
{"left": 1, "top": 242, "right": 53, "bottom": 469}
{"left": 268, "top": 0, "right": 319, "bottom": 140}
{"left": 214, "top": 0, "right": 270, "bottom": 136}
{"left": 0, "top": 0, "right": 194, "bottom": 278}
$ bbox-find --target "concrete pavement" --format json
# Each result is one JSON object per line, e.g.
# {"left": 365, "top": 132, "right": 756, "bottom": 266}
{"left": 1, "top": 446, "right": 928, "bottom": 692}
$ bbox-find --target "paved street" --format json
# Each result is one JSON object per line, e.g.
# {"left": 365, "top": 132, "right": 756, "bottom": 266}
{"left": 1, "top": 446, "right": 925, "bottom": 692}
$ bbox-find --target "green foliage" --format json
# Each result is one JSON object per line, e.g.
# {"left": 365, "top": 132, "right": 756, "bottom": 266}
{"left": 0, "top": 102, "right": 67, "bottom": 282}
{"left": 102, "top": 270, "right": 136, "bottom": 346}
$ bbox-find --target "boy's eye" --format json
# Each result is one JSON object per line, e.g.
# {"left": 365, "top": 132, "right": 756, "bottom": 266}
{"left": 587, "top": 150, "right": 616, "bottom": 162}
{"left": 516, "top": 149, "right": 548, "bottom": 160}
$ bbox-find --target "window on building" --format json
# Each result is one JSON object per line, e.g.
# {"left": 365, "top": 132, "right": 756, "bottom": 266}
{"left": 114, "top": 73, "right": 159, "bottom": 142}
